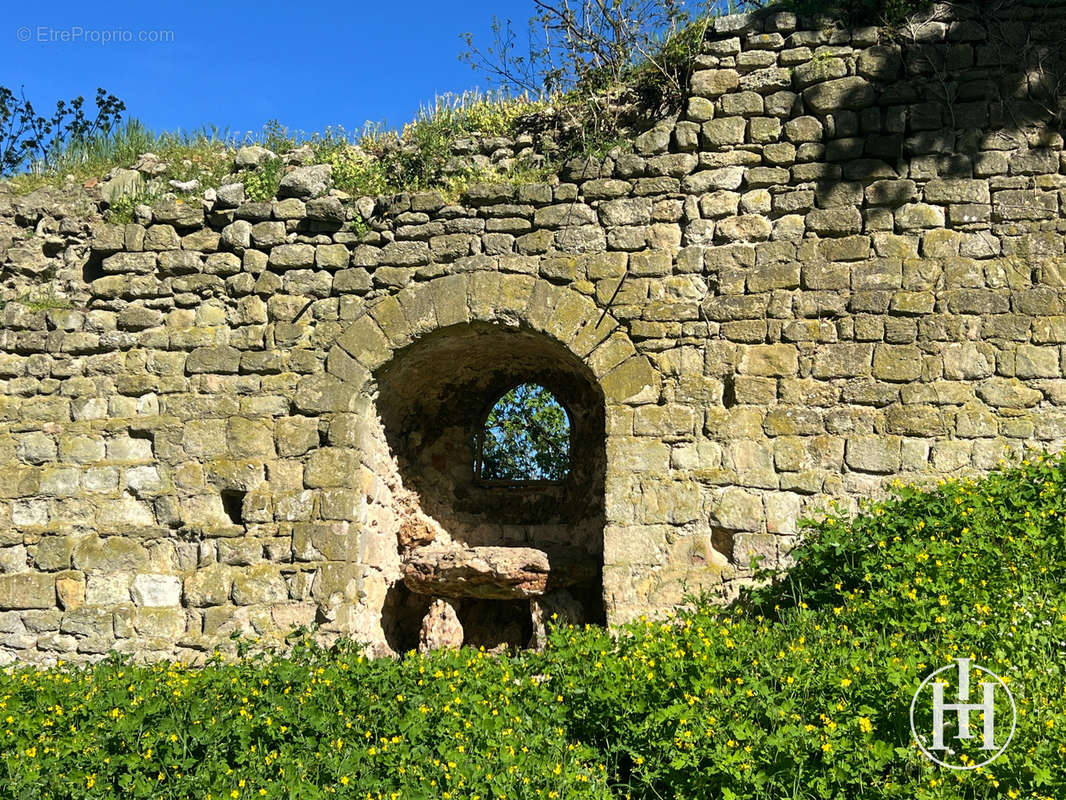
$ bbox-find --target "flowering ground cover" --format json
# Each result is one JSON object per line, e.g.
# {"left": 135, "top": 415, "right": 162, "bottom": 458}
{"left": 2, "top": 452, "right": 1064, "bottom": 799}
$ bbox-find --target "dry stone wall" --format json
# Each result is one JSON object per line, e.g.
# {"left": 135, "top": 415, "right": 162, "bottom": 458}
{"left": 1, "top": 1, "right": 1066, "bottom": 662}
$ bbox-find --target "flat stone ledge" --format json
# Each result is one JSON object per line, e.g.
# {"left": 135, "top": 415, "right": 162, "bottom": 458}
{"left": 403, "top": 545, "right": 599, "bottom": 600}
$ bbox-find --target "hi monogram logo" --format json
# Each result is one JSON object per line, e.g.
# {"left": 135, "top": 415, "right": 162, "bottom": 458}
{"left": 910, "top": 658, "right": 1017, "bottom": 770}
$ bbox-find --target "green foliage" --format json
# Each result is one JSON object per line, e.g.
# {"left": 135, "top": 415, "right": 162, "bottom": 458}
{"left": 0, "top": 86, "right": 125, "bottom": 176}
{"left": 105, "top": 184, "right": 167, "bottom": 224}
{"left": 460, "top": 0, "right": 711, "bottom": 97}
{"left": 258, "top": 119, "right": 297, "bottom": 154}
{"left": 9, "top": 118, "right": 238, "bottom": 197}
{"left": 0, "top": 285, "right": 73, "bottom": 312}
{"left": 547, "top": 449, "right": 1066, "bottom": 798}
{"left": 0, "top": 642, "right": 609, "bottom": 799}
{"left": 2, "top": 452, "right": 1066, "bottom": 797}
{"left": 477, "top": 383, "right": 571, "bottom": 481}
{"left": 624, "top": 12, "right": 716, "bottom": 113}
{"left": 315, "top": 91, "right": 552, "bottom": 200}
{"left": 240, "top": 156, "right": 284, "bottom": 203}
{"left": 459, "top": 2, "right": 727, "bottom": 157}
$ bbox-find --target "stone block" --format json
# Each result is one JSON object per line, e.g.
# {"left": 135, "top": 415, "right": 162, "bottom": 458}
{"left": 738, "top": 344, "right": 798, "bottom": 377}
{"left": 0, "top": 573, "right": 54, "bottom": 610}
{"left": 183, "top": 564, "right": 234, "bottom": 607}
{"left": 845, "top": 436, "right": 901, "bottom": 473}
{"left": 872, "top": 345, "right": 923, "bottom": 381}
{"left": 812, "top": 344, "right": 872, "bottom": 378}
{"left": 691, "top": 69, "right": 739, "bottom": 97}
{"left": 130, "top": 574, "right": 181, "bottom": 607}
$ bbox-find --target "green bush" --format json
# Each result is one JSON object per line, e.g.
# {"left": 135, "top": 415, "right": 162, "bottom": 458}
{"left": 240, "top": 157, "right": 284, "bottom": 203}
{"left": 314, "top": 92, "right": 552, "bottom": 200}
{"left": 544, "top": 451, "right": 1066, "bottom": 799}
{"left": 2, "top": 452, "right": 1065, "bottom": 798}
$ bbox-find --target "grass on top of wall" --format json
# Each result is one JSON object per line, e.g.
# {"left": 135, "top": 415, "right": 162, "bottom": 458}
{"left": 3, "top": 91, "right": 570, "bottom": 212}
{"left": 1, "top": 448, "right": 1064, "bottom": 799}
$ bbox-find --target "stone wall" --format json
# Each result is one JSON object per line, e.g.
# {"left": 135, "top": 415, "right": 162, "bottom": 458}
{"left": 2, "top": 1, "right": 1066, "bottom": 662}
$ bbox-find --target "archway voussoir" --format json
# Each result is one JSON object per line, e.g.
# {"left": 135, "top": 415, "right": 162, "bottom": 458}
{"left": 587, "top": 333, "right": 638, "bottom": 380}
{"left": 570, "top": 313, "right": 620, "bottom": 360}
{"left": 543, "top": 291, "right": 595, "bottom": 347}
{"left": 368, "top": 294, "right": 414, "bottom": 349}
{"left": 396, "top": 284, "right": 439, "bottom": 338}
{"left": 427, "top": 274, "right": 473, "bottom": 328}
{"left": 467, "top": 270, "right": 504, "bottom": 321}
{"left": 523, "top": 280, "right": 565, "bottom": 335}
{"left": 326, "top": 345, "right": 371, "bottom": 390}
{"left": 336, "top": 314, "right": 392, "bottom": 371}
{"left": 496, "top": 274, "right": 538, "bottom": 319}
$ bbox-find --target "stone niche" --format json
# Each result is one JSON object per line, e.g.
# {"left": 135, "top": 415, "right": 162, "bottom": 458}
{"left": 374, "top": 321, "right": 606, "bottom": 651}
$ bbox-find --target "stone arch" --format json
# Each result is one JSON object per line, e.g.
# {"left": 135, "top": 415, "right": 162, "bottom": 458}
{"left": 314, "top": 273, "right": 660, "bottom": 648}
{"left": 321, "top": 273, "right": 658, "bottom": 404}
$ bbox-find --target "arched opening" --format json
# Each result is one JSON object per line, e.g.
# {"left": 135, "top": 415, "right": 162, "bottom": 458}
{"left": 374, "top": 322, "right": 606, "bottom": 651}
{"left": 474, "top": 383, "right": 571, "bottom": 483}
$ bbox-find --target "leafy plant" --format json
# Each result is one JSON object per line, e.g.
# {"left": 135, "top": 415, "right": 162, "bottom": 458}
{"left": 1, "top": 452, "right": 1065, "bottom": 798}
{"left": 105, "top": 186, "right": 166, "bottom": 224}
{"left": 460, "top": 3, "right": 737, "bottom": 167}
{"left": 0, "top": 86, "right": 125, "bottom": 176}
{"left": 240, "top": 156, "right": 284, "bottom": 202}
{"left": 461, "top": 0, "right": 709, "bottom": 97}
{"left": 259, "top": 118, "right": 297, "bottom": 154}
{"left": 476, "top": 382, "right": 571, "bottom": 480}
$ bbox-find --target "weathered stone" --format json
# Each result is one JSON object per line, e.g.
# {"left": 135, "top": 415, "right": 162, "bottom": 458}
{"left": 924, "top": 179, "right": 990, "bottom": 204}
{"left": 183, "top": 564, "right": 234, "bottom": 607}
{"left": 0, "top": 574, "right": 54, "bottom": 610}
{"left": 130, "top": 574, "right": 181, "bottom": 607}
{"left": 872, "top": 345, "right": 922, "bottom": 381}
{"left": 268, "top": 244, "right": 316, "bottom": 269}
{"left": 100, "top": 169, "right": 144, "bottom": 205}
{"left": 702, "top": 118, "right": 747, "bottom": 146}
{"left": 278, "top": 164, "right": 332, "bottom": 199}
{"left": 977, "top": 378, "right": 1042, "bottom": 408}
{"left": 845, "top": 436, "right": 901, "bottom": 473}
{"left": 738, "top": 344, "right": 798, "bottom": 376}
{"left": 304, "top": 447, "right": 358, "bottom": 488}
{"left": 803, "top": 77, "right": 875, "bottom": 113}
{"left": 691, "top": 69, "right": 739, "bottom": 97}
{"left": 711, "top": 488, "right": 763, "bottom": 531}
{"left": 234, "top": 146, "right": 275, "bottom": 168}
{"left": 102, "top": 252, "right": 157, "bottom": 274}
{"left": 418, "top": 598, "right": 463, "bottom": 652}
{"left": 717, "top": 215, "right": 772, "bottom": 242}
{"left": 186, "top": 346, "right": 241, "bottom": 374}
{"left": 231, "top": 566, "right": 288, "bottom": 605}
{"left": 403, "top": 546, "right": 598, "bottom": 600}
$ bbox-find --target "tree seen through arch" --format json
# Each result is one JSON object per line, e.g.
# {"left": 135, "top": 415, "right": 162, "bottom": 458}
{"left": 476, "top": 383, "right": 570, "bottom": 481}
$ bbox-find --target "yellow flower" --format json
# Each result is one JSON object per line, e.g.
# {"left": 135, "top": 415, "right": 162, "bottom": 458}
{"left": 840, "top": 678, "right": 852, "bottom": 688}
{"left": 859, "top": 717, "right": 873, "bottom": 734}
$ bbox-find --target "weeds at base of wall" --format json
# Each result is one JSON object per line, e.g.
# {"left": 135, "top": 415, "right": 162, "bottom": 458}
{"left": 1, "top": 450, "right": 1064, "bottom": 799}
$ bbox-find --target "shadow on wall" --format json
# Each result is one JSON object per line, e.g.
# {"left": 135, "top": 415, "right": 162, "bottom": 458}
{"left": 719, "top": 1, "right": 1066, "bottom": 272}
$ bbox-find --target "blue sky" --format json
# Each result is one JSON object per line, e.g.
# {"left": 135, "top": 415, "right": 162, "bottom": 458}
{"left": 3, "top": 0, "right": 556, "bottom": 138}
